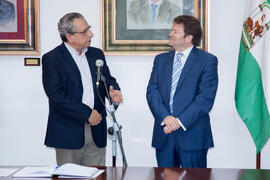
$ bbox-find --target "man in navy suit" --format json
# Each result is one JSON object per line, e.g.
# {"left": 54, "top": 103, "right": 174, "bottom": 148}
{"left": 42, "top": 12, "right": 123, "bottom": 166}
{"left": 146, "top": 15, "right": 218, "bottom": 168}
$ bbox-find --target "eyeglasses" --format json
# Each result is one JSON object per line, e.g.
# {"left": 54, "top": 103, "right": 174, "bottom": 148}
{"left": 71, "top": 26, "right": 92, "bottom": 34}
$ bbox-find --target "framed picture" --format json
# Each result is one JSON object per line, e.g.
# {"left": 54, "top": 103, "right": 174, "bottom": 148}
{"left": 101, "top": 0, "right": 208, "bottom": 55}
{"left": 0, "top": 0, "right": 40, "bottom": 55}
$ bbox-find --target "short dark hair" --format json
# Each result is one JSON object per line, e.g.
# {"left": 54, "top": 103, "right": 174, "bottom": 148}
{"left": 173, "top": 15, "right": 202, "bottom": 46}
{"left": 58, "top": 12, "right": 84, "bottom": 42}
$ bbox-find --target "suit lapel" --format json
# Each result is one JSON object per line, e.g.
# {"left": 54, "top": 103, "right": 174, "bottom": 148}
{"left": 60, "top": 43, "right": 82, "bottom": 81}
{"left": 163, "top": 51, "right": 175, "bottom": 99}
{"left": 85, "top": 49, "right": 97, "bottom": 95}
{"left": 177, "top": 47, "right": 200, "bottom": 89}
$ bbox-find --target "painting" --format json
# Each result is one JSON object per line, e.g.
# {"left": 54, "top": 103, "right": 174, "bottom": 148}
{"left": 101, "top": 0, "right": 208, "bottom": 55}
{"left": 0, "top": 0, "right": 40, "bottom": 55}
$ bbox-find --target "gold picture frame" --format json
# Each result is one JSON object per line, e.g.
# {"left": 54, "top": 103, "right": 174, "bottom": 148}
{"left": 101, "top": 0, "right": 208, "bottom": 55}
{"left": 0, "top": 0, "right": 40, "bottom": 55}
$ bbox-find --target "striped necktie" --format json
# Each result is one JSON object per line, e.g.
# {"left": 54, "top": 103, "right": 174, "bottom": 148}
{"left": 169, "top": 52, "right": 184, "bottom": 114}
{"left": 151, "top": 3, "right": 158, "bottom": 23}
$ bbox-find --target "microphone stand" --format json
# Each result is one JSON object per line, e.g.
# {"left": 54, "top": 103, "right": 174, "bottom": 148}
{"left": 96, "top": 74, "right": 128, "bottom": 167}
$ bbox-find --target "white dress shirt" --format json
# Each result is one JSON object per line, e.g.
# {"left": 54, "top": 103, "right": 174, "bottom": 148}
{"left": 161, "top": 45, "right": 194, "bottom": 131}
{"left": 64, "top": 43, "right": 94, "bottom": 109}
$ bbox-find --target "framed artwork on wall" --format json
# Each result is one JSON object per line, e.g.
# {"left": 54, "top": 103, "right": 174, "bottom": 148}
{"left": 101, "top": 0, "right": 208, "bottom": 55}
{"left": 0, "top": 0, "right": 40, "bottom": 55}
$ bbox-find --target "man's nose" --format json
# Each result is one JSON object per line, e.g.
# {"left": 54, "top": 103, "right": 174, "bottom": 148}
{"left": 87, "top": 30, "right": 94, "bottom": 37}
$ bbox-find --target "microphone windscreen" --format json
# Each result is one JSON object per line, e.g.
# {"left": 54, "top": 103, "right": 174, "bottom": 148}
{"left": 96, "top": 59, "right": 104, "bottom": 67}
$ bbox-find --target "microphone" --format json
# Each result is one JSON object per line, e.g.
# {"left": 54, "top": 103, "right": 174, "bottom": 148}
{"left": 96, "top": 59, "right": 104, "bottom": 86}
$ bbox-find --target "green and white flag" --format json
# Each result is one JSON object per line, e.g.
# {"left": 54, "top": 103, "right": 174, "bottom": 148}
{"left": 235, "top": 0, "right": 270, "bottom": 153}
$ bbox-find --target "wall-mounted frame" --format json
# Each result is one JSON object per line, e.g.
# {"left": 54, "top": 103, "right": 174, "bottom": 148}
{"left": 101, "top": 0, "right": 208, "bottom": 55}
{"left": 0, "top": 0, "right": 40, "bottom": 55}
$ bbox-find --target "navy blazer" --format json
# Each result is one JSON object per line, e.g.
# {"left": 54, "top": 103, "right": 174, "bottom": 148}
{"left": 146, "top": 47, "right": 218, "bottom": 151}
{"left": 42, "top": 43, "right": 120, "bottom": 149}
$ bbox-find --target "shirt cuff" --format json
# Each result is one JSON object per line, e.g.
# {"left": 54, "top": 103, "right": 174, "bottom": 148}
{"left": 160, "top": 118, "right": 186, "bottom": 131}
{"left": 176, "top": 118, "right": 186, "bottom": 131}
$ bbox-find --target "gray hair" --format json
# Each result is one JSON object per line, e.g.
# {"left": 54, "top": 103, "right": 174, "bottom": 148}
{"left": 58, "top": 12, "right": 84, "bottom": 42}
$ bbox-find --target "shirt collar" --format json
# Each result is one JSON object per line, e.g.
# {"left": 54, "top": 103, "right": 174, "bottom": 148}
{"left": 175, "top": 45, "right": 194, "bottom": 58}
{"left": 149, "top": 0, "right": 162, "bottom": 7}
{"left": 64, "top": 42, "right": 88, "bottom": 57}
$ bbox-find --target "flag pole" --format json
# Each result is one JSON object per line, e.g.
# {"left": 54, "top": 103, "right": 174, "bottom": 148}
{"left": 256, "top": 152, "right": 261, "bottom": 169}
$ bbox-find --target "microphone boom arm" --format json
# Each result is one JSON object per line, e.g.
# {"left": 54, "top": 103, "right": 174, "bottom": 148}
{"left": 102, "top": 79, "right": 128, "bottom": 167}
{"left": 95, "top": 60, "right": 128, "bottom": 167}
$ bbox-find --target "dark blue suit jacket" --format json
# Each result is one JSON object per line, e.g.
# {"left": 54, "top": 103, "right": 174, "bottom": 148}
{"left": 42, "top": 43, "right": 120, "bottom": 149}
{"left": 146, "top": 47, "right": 218, "bottom": 151}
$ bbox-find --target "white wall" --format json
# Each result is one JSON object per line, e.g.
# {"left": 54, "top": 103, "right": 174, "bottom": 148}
{"left": 0, "top": 0, "right": 269, "bottom": 169}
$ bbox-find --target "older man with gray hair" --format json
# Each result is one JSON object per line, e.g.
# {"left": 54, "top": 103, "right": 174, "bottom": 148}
{"left": 42, "top": 12, "right": 123, "bottom": 166}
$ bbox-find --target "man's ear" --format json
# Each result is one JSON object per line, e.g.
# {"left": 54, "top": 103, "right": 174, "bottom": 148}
{"left": 66, "top": 33, "right": 72, "bottom": 42}
{"left": 185, "top": 34, "right": 193, "bottom": 44}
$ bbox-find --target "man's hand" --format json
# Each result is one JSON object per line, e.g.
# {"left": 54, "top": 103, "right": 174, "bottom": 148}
{"left": 88, "top": 109, "right": 102, "bottom": 126}
{"left": 109, "top": 85, "right": 123, "bottom": 103}
{"left": 162, "top": 116, "right": 181, "bottom": 134}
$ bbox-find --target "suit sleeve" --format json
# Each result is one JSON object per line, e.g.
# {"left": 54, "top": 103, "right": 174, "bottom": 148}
{"left": 42, "top": 53, "right": 91, "bottom": 125}
{"left": 146, "top": 56, "right": 170, "bottom": 125}
{"left": 178, "top": 56, "right": 218, "bottom": 130}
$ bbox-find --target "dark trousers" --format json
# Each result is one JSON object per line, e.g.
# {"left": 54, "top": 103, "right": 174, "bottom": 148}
{"left": 156, "top": 132, "right": 208, "bottom": 168}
